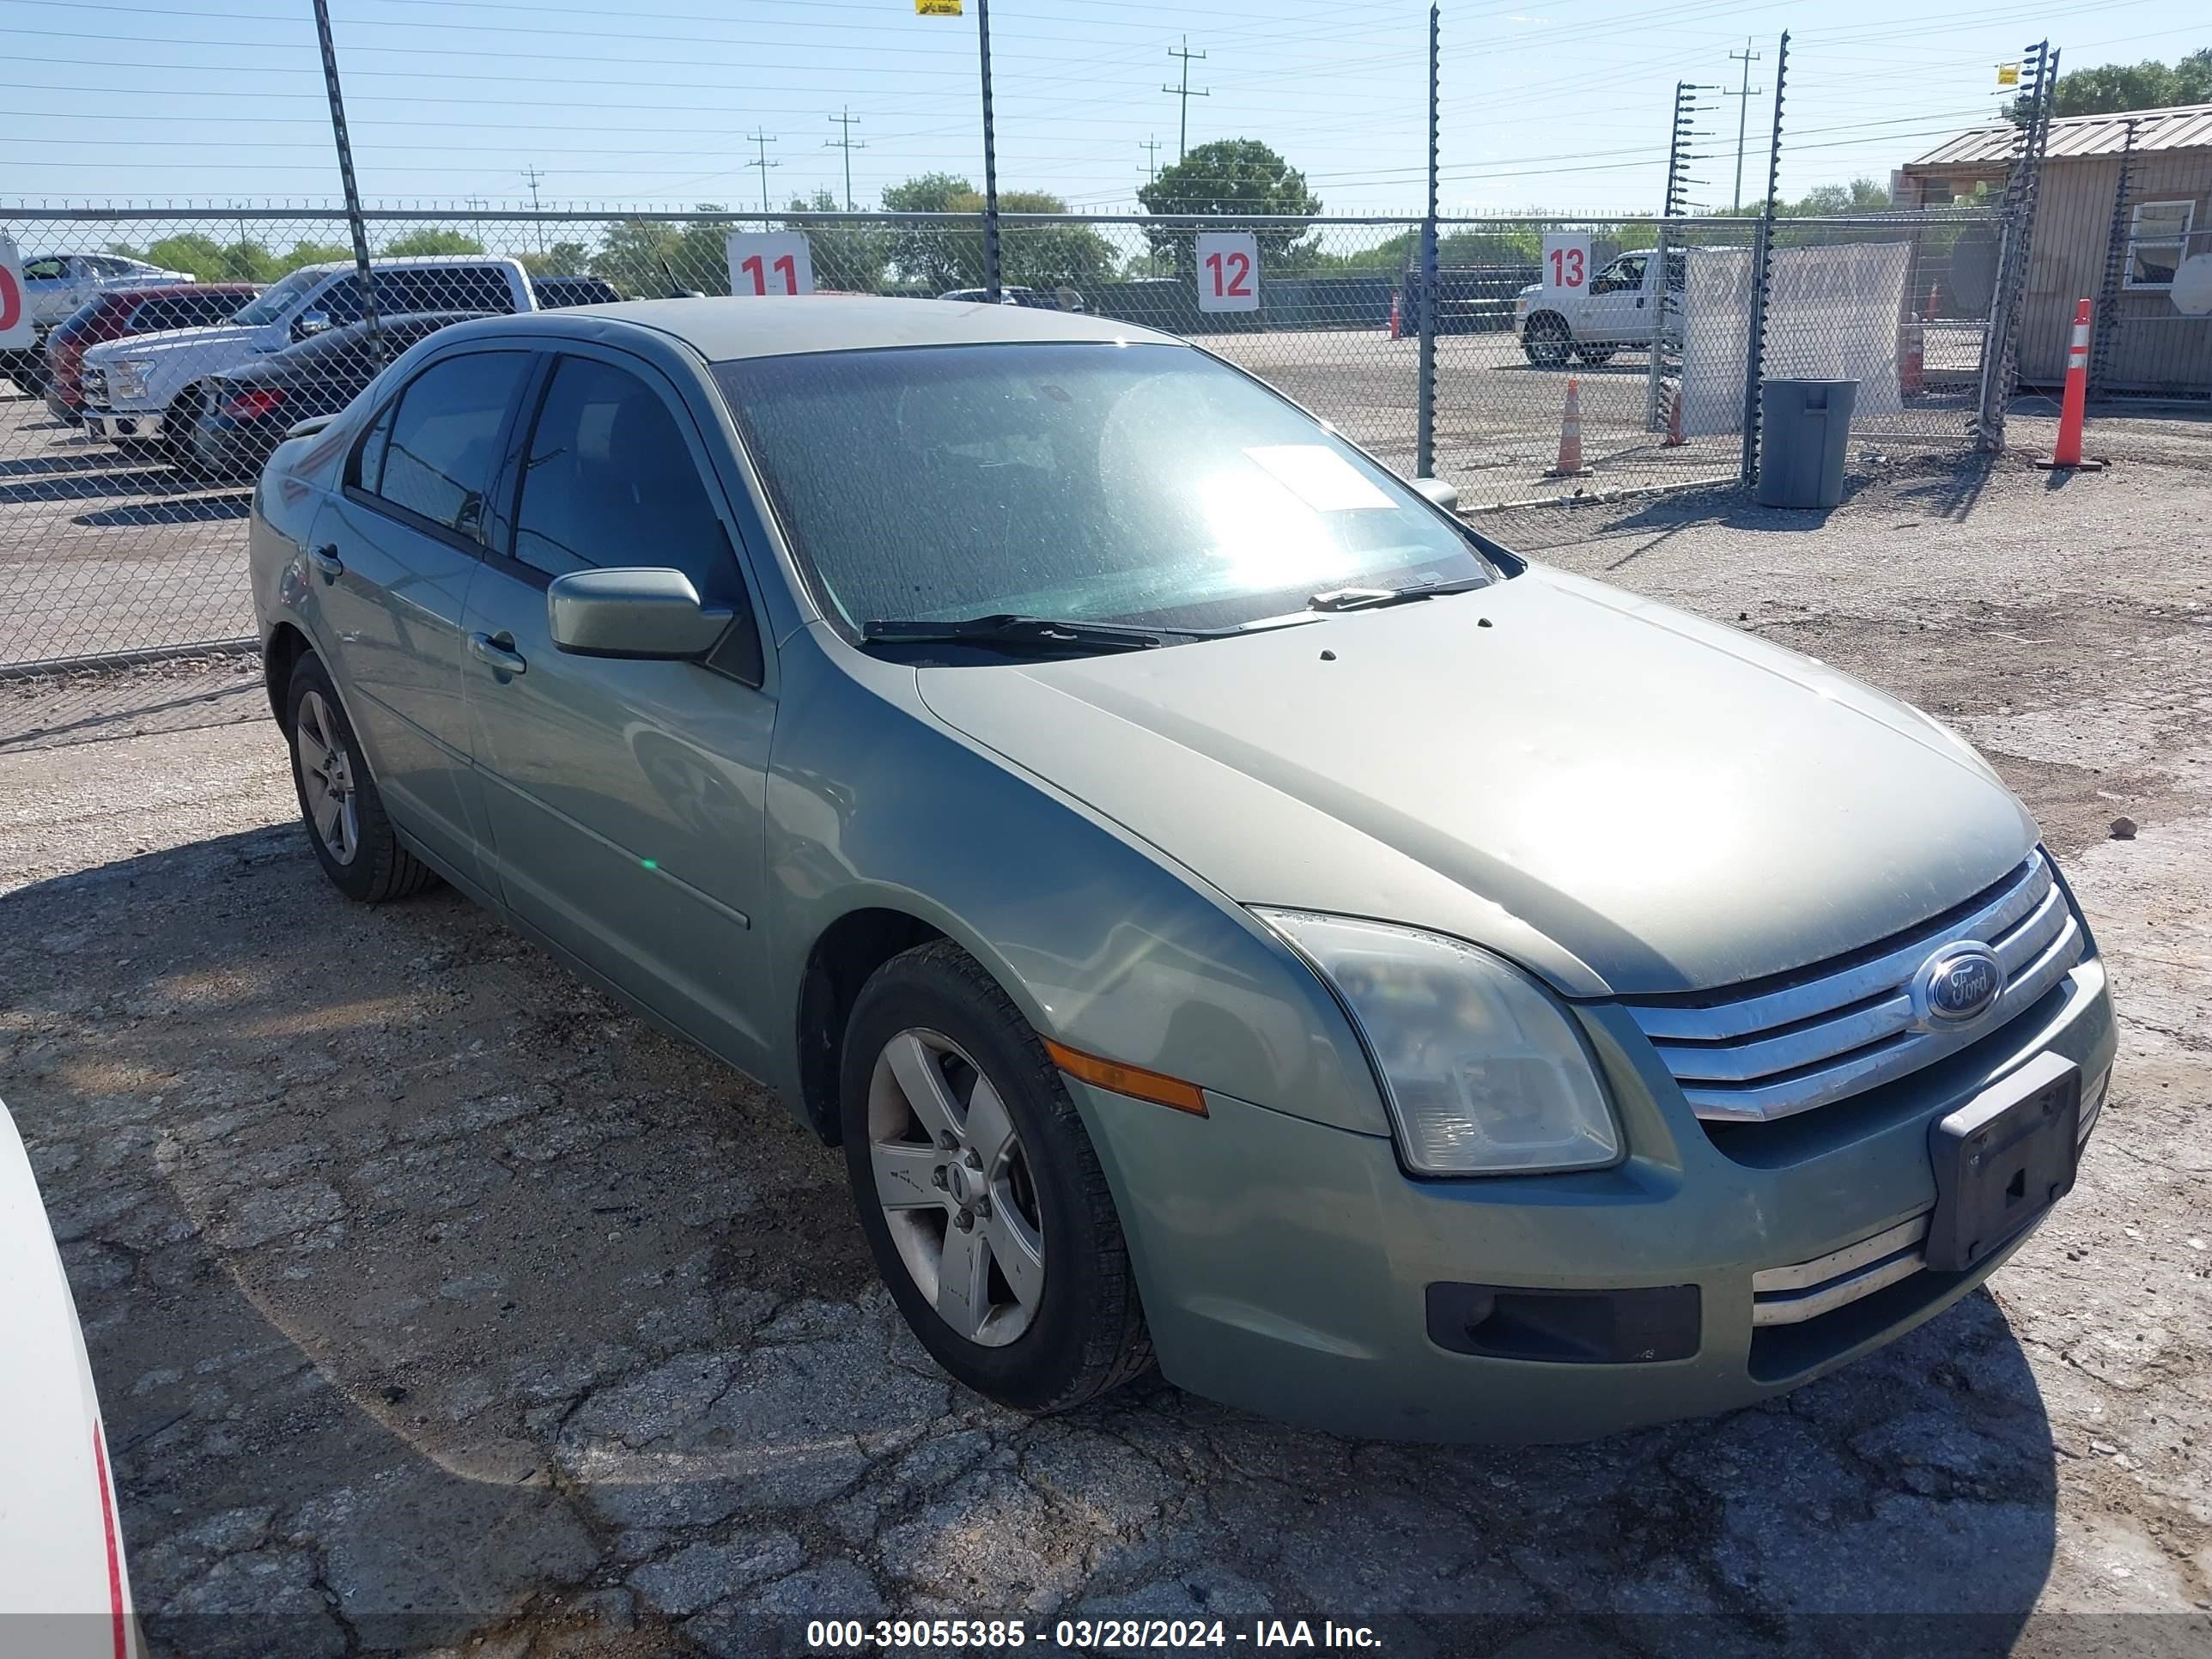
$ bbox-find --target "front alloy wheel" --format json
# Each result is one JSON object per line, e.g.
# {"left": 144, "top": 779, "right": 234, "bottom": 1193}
{"left": 867, "top": 1029, "right": 1046, "bottom": 1346}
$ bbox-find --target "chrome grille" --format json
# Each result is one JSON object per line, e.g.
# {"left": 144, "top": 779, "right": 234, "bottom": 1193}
{"left": 1626, "top": 852, "right": 2086, "bottom": 1123}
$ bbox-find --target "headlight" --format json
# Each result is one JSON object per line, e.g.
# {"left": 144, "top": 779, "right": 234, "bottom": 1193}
{"left": 111, "top": 358, "right": 154, "bottom": 398}
{"left": 1256, "top": 910, "right": 1620, "bottom": 1176}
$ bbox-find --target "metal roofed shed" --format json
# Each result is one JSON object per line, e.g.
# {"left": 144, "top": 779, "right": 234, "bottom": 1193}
{"left": 1900, "top": 102, "right": 2212, "bottom": 396}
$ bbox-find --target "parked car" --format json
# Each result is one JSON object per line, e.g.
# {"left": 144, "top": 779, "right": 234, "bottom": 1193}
{"left": 190, "top": 310, "right": 488, "bottom": 481}
{"left": 939, "top": 284, "right": 1086, "bottom": 311}
{"left": 42, "top": 283, "right": 263, "bottom": 423}
{"left": 80, "top": 255, "right": 537, "bottom": 453}
{"left": 2, "top": 252, "right": 192, "bottom": 396}
{"left": 0, "top": 1097, "right": 141, "bottom": 1657}
{"left": 1514, "top": 246, "right": 1687, "bottom": 367}
{"left": 250, "top": 298, "right": 2113, "bottom": 1442}
{"left": 530, "top": 274, "right": 623, "bottom": 309}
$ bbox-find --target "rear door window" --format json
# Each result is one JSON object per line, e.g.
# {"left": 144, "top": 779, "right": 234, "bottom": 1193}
{"left": 362, "top": 350, "right": 530, "bottom": 543}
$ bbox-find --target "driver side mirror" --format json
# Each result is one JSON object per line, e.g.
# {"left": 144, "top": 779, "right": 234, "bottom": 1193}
{"left": 548, "top": 568, "right": 734, "bottom": 661}
{"left": 293, "top": 310, "right": 332, "bottom": 340}
{"left": 1410, "top": 477, "right": 1460, "bottom": 514}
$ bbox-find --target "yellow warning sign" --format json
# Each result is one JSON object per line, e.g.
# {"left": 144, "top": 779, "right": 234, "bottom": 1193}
{"left": 916, "top": 0, "right": 963, "bottom": 15}
{"left": 1996, "top": 63, "right": 2021, "bottom": 87}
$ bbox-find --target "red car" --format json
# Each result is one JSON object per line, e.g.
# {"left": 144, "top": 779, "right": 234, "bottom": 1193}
{"left": 42, "top": 283, "right": 262, "bottom": 423}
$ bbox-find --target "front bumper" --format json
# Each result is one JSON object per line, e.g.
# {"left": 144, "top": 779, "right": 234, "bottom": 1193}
{"left": 83, "top": 404, "right": 166, "bottom": 442}
{"left": 1079, "top": 956, "right": 2114, "bottom": 1442}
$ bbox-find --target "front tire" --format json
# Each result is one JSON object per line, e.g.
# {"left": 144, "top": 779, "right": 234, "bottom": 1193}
{"left": 1522, "top": 313, "right": 1573, "bottom": 368}
{"left": 1575, "top": 343, "right": 1619, "bottom": 365}
{"left": 285, "top": 653, "right": 438, "bottom": 903}
{"left": 841, "top": 940, "right": 1152, "bottom": 1413}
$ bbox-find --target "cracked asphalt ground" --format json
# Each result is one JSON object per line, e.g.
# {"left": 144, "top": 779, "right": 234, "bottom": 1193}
{"left": 3, "top": 436, "right": 2210, "bottom": 1659}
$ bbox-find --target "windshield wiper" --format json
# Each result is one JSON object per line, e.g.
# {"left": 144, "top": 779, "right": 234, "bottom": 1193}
{"left": 1307, "top": 576, "right": 1489, "bottom": 613}
{"left": 862, "top": 614, "right": 1200, "bottom": 653}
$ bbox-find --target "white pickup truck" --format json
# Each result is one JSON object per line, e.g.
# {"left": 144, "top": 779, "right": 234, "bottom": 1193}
{"left": 1, "top": 252, "right": 191, "bottom": 394}
{"left": 1514, "top": 247, "right": 1687, "bottom": 368}
{"left": 80, "top": 254, "right": 537, "bottom": 449}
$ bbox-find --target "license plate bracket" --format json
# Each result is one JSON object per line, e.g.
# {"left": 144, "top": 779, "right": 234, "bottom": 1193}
{"left": 1925, "top": 1049, "right": 2080, "bottom": 1274}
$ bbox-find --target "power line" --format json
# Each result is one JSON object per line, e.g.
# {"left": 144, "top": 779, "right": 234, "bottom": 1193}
{"left": 1163, "top": 35, "right": 1209, "bottom": 161}
{"left": 824, "top": 106, "right": 865, "bottom": 209}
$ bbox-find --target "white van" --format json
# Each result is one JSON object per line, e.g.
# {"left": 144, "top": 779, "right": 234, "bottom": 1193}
{"left": 80, "top": 255, "right": 537, "bottom": 447}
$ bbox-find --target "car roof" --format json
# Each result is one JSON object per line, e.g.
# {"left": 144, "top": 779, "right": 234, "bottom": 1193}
{"left": 470, "top": 295, "right": 1174, "bottom": 362}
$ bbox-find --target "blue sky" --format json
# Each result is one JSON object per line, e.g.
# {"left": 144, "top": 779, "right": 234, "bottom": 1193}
{"left": 2, "top": 0, "right": 2203, "bottom": 216}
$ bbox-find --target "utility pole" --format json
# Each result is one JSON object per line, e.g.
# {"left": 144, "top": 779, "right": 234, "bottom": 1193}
{"left": 1164, "top": 36, "right": 1210, "bottom": 161}
{"left": 977, "top": 0, "right": 1001, "bottom": 301}
{"left": 744, "top": 130, "right": 779, "bottom": 218}
{"left": 824, "top": 108, "right": 865, "bottom": 210}
{"left": 1140, "top": 136, "right": 1163, "bottom": 183}
{"left": 520, "top": 162, "right": 548, "bottom": 252}
{"left": 1724, "top": 39, "right": 1762, "bottom": 212}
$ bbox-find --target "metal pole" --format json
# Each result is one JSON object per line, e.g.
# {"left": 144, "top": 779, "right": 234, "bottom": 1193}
{"left": 1740, "top": 30, "right": 1786, "bottom": 484}
{"left": 309, "top": 0, "right": 380, "bottom": 350}
{"left": 1415, "top": 3, "right": 1439, "bottom": 478}
{"left": 745, "top": 131, "right": 779, "bottom": 219}
{"left": 826, "top": 108, "right": 865, "bottom": 212}
{"left": 979, "top": 0, "right": 1001, "bottom": 301}
{"left": 1164, "top": 37, "right": 1209, "bottom": 162}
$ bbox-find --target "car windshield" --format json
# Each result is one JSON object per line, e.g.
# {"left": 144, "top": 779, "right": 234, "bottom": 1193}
{"left": 230, "top": 268, "right": 325, "bottom": 327}
{"left": 714, "top": 341, "right": 1492, "bottom": 635}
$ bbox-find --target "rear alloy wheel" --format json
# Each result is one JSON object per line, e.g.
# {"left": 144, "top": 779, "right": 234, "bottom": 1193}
{"left": 1575, "top": 343, "right": 1619, "bottom": 366}
{"left": 841, "top": 940, "right": 1152, "bottom": 1412}
{"left": 1523, "top": 314, "right": 1573, "bottom": 368}
{"left": 285, "top": 653, "right": 439, "bottom": 903}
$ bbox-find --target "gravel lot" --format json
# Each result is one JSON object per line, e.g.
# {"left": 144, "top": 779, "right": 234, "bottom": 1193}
{"left": 2, "top": 432, "right": 2209, "bottom": 1658}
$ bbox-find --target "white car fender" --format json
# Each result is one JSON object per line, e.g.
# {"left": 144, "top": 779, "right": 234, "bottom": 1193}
{"left": 0, "top": 1099, "right": 139, "bottom": 1657}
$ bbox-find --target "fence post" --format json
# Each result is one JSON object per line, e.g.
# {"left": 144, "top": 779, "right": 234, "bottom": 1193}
{"left": 1644, "top": 218, "right": 1670, "bottom": 432}
{"left": 977, "top": 0, "right": 1002, "bottom": 301}
{"left": 2089, "top": 115, "right": 2138, "bottom": 398}
{"left": 310, "top": 0, "right": 380, "bottom": 352}
{"left": 1414, "top": 2, "right": 1439, "bottom": 478}
{"left": 1739, "top": 31, "right": 1786, "bottom": 486}
{"left": 1976, "top": 40, "right": 2057, "bottom": 452}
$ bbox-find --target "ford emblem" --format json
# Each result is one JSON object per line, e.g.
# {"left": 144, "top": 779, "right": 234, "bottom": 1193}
{"left": 1912, "top": 942, "right": 2005, "bottom": 1027}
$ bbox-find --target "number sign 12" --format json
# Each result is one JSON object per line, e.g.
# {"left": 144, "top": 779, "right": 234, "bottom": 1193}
{"left": 725, "top": 231, "right": 815, "bottom": 297}
{"left": 1195, "top": 231, "right": 1261, "bottom": 313}
{"left": 1541, "top": 234, "right": 1590, "bottom": 294}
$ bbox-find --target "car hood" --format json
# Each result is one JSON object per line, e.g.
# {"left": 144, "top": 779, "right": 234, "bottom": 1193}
{"left": 83, "top": 323, "right": 260, "bottom": 364}
{"left": 914, "top": 566, "right": 2037, "bottom": 997}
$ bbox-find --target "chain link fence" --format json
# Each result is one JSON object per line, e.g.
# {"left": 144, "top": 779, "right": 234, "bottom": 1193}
{"left": 1, "top": 203, "right": 2012, "bottom": 725}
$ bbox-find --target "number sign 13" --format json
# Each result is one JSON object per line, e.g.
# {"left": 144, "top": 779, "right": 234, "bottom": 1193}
{"left": 1541, "top": 234, "right": 1589, "bottom": 294}
{"left": 1195, "top": 231, "right": 1261, "bottom": 313}
{"left": 725, "top": 231, "right": 815, "bottom": 297}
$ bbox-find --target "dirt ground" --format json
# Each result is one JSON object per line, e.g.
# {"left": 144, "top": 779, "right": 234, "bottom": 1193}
{"left": 2, "top": 434, "right": 2209, "bottom": 1658}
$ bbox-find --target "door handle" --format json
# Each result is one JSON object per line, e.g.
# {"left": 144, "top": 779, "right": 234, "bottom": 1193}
{"left": 308, "top": 544, "right": 343, "bottom": 580}
{"left": 468, "top": 632, "right": 528, "bottom": 676}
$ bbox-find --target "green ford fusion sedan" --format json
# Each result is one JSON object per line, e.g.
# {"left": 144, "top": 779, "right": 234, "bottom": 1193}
{"left": 249, "top": 297, "right": 2114, "bottom": 1441}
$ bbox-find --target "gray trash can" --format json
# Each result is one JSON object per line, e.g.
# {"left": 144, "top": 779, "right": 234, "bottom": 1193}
{"left": 1755, "top": 379, "right": 1857, "bottom": 509}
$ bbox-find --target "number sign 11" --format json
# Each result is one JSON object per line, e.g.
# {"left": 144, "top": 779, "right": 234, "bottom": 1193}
{"left": 725, "top": 231, "right": 815, "bottom": 297}
{"left": 1195, "top": 231, "right": 1261, "bottom": 313}
{"left": 1541, "top": 234, "right": 1589, "bottom": 294}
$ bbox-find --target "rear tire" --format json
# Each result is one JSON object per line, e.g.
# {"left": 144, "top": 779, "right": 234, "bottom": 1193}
{"left": 1575, "top": 343, "right": 1618, "bottom": 366}
{"left": 1522, "top": 314, "right": 1572, "bottom": 368}
{"left": 284, "top": 653, "right": 439, "bottom": 904}
{"left": 840, "top": 940, "right": 1152, "bottom": 1413}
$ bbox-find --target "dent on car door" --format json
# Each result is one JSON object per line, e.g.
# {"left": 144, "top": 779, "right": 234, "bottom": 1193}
{"left": 307, "top": 348, "right": 532, "bottom": 887}
{"left": 461, "top": 349, "right": 779, "bottom": 1074}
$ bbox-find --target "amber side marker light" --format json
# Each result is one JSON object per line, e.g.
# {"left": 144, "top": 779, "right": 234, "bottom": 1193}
{"left": 1045, "top": 1040, "right": 1209, "bottom": 1116}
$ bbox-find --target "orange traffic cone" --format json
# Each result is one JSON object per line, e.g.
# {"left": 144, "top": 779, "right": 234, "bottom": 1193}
{"left": 1547, "top": 377, "right": 1593, "bottom": 477}
{"left": 1901, "top": 313, "right": 1924, "bottom": 396}
{"left": 1662, "top": 381, "right": 1686, "bottom": 447}
{"left": 1389, "top": 289, "right": 1401, "bottom": 340}
{"left": 2034, "top": 297, "right": 2108, "bottom": 471}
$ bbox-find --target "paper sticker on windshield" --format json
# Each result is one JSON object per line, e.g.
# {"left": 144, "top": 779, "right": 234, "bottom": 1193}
{"left": 1242, "top": 446, "right": 1395, "bottom": 512}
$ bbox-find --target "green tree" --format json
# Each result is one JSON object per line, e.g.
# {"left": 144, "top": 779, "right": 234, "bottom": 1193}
{"left": 876, "top": 175, "right": 1113, "bottom": 295}
{"left": 784, "top": 187, "right": 890, "bottom": 292}
{"left": 380, "top": 228, "right": 488, "bottom": 257}
{"left": 2007, "top": 46, "right": 2209, "bottom": 123}
{"left": 1135, "top": 139, "right": 1322, "bottom": 272}
{"left": 516, "top": 240, "right": 595, "bottom": 277}
{"left": 280, "top": 240, "right": 355, "bottom": 272}
{"left": 881, "top": 172, "right": 980, "bottom": 290}
{"left": 590, "top": 207, "right": 734, "bottom": 296}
